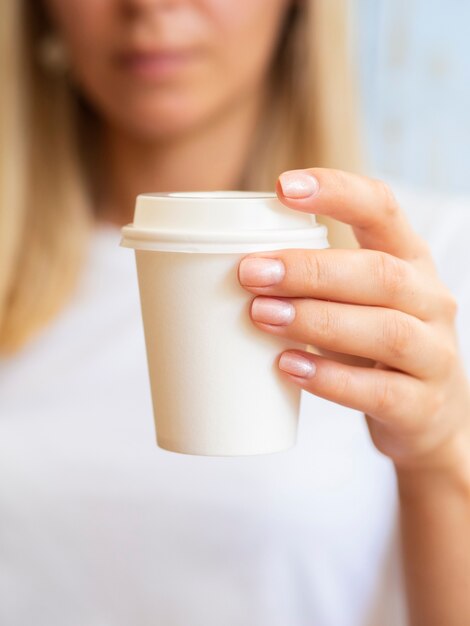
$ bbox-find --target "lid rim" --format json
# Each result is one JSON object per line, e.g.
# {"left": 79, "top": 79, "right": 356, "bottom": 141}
{"left": 121, "top": 224, "right": 327, "bottom": 245}
{"left": 137, "top": 191, "right": 278, "bottom": 201}
{"left": 120, "top": 237, "right": 329, "bottom": 254}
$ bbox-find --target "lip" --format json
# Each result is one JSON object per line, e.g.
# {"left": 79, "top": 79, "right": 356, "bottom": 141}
{"left": 115, "top": 48, "right": 197, "bottom": 80}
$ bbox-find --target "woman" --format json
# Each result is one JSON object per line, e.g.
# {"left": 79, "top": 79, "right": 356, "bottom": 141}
{"left": 1, "top": 1, "right": 469, "bottom": 625}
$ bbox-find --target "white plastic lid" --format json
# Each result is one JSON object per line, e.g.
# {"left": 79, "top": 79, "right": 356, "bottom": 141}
{"left": 120, "top": 191, "right": 329, "bottom": 253}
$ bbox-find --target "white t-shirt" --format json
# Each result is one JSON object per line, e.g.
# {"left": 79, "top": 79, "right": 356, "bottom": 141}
{"left": 1, "top": 183, "right": 469, "bottom": 626}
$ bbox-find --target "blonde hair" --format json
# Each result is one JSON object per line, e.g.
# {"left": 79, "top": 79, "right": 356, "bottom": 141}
{"left": 0, "top": 0, "right": 362, "bottom": 353}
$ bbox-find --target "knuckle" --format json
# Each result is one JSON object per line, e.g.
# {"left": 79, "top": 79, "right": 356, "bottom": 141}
{"left": 440, "top": 290, "right": 458, "bottom": 320}
{"left": 300, "top": 253, "right": 327, "bottom": 290}
{"left": 332, "top": 367, "right": 352, "bottom": 399}
{"left": 375, "top": 179, "right": 399, "bottom": 219}
{"left": 373, "top": 253, "right": 408, "bottom": 298}
{"left": 437, "top": 339, "right": 458, "bottom": 374}
{"left": 314, "top": 302, "right": 338, "bottom": 339}
{"left": 381, "top": 313, "right": 414, "bottom": 359}
{"left": 405, "top": 237, "right": 433, "bottom": 264}
{"left": 334, "top": 170, "right": 350, "bottom": 199}
{"left": 373, "top": 377, "right": 395, "bottom": 415}
{"left": 426, "top": 386, "right": 447, "bottom": 419}
{"left": 416, "top": 238, "right": 432, "bottom": 260}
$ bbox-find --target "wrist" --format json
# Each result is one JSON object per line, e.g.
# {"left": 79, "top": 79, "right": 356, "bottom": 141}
{"left": 395, "top": 426, "right": 470, "bottom": 500}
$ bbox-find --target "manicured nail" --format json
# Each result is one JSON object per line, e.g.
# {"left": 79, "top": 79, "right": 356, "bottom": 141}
{"left": 239, "top": 257, "right": 285, "bottom": 287}
{"left": 279, "top": 170, "right": 319, "bottom": 199}
{"left": 251, "top": 297, "right": 295, "bottom": 325}
{"left": 279, "top": 352, "right": 316, "bottom": 378}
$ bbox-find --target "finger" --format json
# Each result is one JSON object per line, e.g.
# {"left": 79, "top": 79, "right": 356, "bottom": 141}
{"left": 249, "top": 296, "right": 441, "bottom": 379}
{"left": 308, "top": 345, "right": 376, "bottom": 369}
{"left": 276, "top": 168, "right": 430, "bottom": 261}
{"left": 276, "top": 349, "right": 429, "bottom": 428}
{"left": 238, "top": 248, "right": 450, "bottom": 321}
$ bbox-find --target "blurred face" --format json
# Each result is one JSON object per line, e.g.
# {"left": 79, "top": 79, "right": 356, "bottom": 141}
{"left": 44, "top": 0, "right": 291, "bottom": 139}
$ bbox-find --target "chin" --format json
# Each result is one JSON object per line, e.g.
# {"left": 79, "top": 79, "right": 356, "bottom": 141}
{"left": 115, "top": 119, "right": 188, "bottom": 141}
{"left": 105, "top": 93, "right": 216, "bottom": 141}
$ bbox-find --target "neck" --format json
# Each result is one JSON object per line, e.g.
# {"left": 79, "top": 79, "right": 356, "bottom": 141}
{"left": 97, "top": 89, "right": 265, "bottom": 226}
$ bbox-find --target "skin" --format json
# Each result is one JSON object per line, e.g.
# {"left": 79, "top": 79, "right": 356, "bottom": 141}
{"left": 45, "top": 0, "right": 289, "bottom": 221}
{"left": 239, "top": 170, "right": 470, "bottom": 625}
{"left": 45, "top": 0, "right": 288, "bottom": 139}
{"left": 44, "top": 1, "right": 470, "bottom": 624}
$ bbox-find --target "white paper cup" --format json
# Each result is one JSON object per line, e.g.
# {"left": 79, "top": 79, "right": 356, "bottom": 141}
{"left": 120, "top": 192, "right": 329, "bottom": 456}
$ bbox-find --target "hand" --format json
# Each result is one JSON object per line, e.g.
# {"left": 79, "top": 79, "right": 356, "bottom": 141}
{"left": 237, "top": 168, "right": 470, "bottom": 471}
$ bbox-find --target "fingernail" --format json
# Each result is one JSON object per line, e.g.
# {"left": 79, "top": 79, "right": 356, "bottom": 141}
{"left": 279, "top": 170, "right": 319, "bottom": 199}
{"left": 279, "top": 352, "right": 316, "bottom": 378}
{"left": 239, "top": 257, "right": 285, "bottom": 287}
{"left": 251, "top": 297, "right": 295, "bottom": 325}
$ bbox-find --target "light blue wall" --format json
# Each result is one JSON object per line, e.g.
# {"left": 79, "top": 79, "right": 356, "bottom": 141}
{"left": 354, "top": 0, "right": 470, "bottom": 194}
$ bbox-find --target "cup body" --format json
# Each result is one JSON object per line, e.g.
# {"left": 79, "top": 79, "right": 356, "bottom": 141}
{"left": 136, "top": 250, "right": 303, "bottom": 455}
{"left": 121, "top": 192, "right": 329, "bottom": 456}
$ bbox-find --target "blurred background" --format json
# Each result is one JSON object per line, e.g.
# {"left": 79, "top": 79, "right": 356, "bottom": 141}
{"left": 355, "top": 0, "right": 470, "bottom": 195}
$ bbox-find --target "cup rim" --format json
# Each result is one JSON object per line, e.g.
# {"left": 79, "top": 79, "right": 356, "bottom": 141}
{"left": 139, "top": 191, "right": 277, "bottom": 201}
